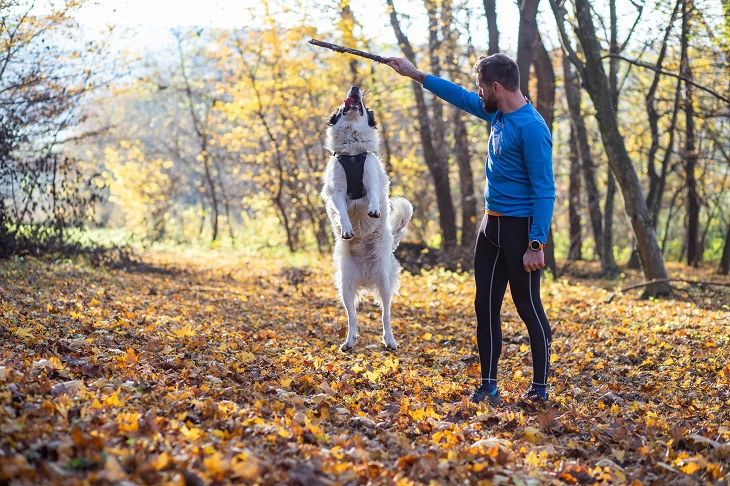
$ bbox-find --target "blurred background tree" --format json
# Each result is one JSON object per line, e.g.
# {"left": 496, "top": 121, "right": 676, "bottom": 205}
{"left": 0, "top": 0, "right": 121, "bottom": 257}
{"left": 2, "top": 0, "right": 729, "bottom": 285}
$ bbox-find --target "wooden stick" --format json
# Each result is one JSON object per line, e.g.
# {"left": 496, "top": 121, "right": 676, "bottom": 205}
{"left": 308, "top": 39, "right": 387, "bottom": 64}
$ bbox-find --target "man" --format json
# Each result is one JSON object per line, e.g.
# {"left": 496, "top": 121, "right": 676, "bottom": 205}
{"left": 386, "top": 53, "right": 555, "bottom": 405}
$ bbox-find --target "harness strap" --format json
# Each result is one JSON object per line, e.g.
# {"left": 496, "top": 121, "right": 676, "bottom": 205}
{"left": 336, "top": 152, "right": 368, "bottom": 200}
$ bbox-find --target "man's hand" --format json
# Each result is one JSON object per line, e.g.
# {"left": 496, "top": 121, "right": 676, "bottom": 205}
{"left": 385, "top": 57, "right": 426, "bottom": 84}
{"left": 523, "top": 248, "right": 545, "bottom": 273}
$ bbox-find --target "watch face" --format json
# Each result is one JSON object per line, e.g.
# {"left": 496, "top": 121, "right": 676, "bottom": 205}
{"left": 530, "top": 241, "right": 541, "bottom": 250}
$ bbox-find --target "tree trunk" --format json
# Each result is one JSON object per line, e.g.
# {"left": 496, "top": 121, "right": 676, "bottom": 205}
{"left": 516, "top": 0, "right": 540, "bottom": 98}
{"left": 339, "top": 1, "right": 361, "bottom": 86}
{"left": 175, "top": 32, "right": 220, "bottom": 242}
{"left": 568, "top": 128, "right": 583, "bottom": 260}
{"left": 570, "top": 0, "right": 669, "bottom": 295}
{"left": 483, "top": 0, "right": 500, "bottom": 54}
{"left": 452, "top": 108, "right": 478, "bottom": 251}
{"left": 719, "top": 220, "right": 730, "bottom": 275}
{"left": 645, "top": 1, "right": 681, "bottom": 226}
{"left": 442, "top": 0, "right": 477, "bottom": 251}
{"left": 604, "top": 172, "right": 621, "bottom": 273}
{"left": 532, "top": 31, "right": 557, "bottom": 276}
{"left": 562, "top": 52, "right": 610, "bottom": 271}
{"left": 387, "top": 0, "right": 457, "bottom": 251}
{"left": 681, "top": 0, "right": 700, "bottom": 266}
{"left": 516, "top": 0, "right": 556, "bottom": 275}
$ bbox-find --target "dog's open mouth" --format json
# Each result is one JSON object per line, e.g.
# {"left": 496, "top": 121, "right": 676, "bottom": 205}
{"left": 342, "top": 88, "right": 364, "bottom": 116}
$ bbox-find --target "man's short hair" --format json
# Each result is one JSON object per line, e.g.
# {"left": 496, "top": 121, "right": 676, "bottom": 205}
{"left": 472, "top": 53, "right": 520, "bottom": 92}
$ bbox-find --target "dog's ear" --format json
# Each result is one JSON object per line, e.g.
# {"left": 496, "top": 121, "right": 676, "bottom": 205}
{"left": 328, "top": 109, "right": 342, "bottom": 126}
{"left": 367, "top": 109, "right": 377, "bottom": 128}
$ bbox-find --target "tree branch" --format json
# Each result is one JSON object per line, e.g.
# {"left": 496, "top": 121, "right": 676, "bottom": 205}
{"left": 548, "top": 0, "right": 586, "bottom": 79}
{"left": 607, "top": 277, "right": 730, "bottom": 302}
{"left": 606, "top": 53, "right": 730, "bottom": 104}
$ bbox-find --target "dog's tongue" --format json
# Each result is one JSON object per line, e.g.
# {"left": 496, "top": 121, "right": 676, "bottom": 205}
{"left": 344, "top": 97, "right": 358, "bottom": 109}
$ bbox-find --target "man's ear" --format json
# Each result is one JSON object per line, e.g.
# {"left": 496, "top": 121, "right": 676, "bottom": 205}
{"left": 328, "top": 109, "right": 341, "bottom": 126}
{"left": 367, "top": 109, "right": 377, "bottom": 128}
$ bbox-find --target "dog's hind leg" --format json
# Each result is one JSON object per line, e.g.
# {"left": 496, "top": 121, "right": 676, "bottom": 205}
{"left": 339, "top": 281, "right": 359, "bottom": 352}
{"left": 378, "top": 279, "right": 398, "bottom": 351}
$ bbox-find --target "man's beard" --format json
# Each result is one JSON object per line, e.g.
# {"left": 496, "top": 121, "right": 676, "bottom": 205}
{"left": 482, "top": 96, "right": 498, "bottom": 113}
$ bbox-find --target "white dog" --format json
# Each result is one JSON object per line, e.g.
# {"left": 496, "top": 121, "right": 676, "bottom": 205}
{"left": 321, "top": 86, "right": 413, "bottom": 352}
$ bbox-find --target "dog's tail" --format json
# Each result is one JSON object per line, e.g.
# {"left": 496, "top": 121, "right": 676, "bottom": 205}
{"left": 388, "top": 196, "right": 413, "bottom": 251}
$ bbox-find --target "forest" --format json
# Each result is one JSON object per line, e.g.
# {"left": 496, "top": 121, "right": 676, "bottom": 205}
{"left": 1, "top": 0, "right": 729, "bottom": 484}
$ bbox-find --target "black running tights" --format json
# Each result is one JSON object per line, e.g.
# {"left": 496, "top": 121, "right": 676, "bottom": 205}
{"left": 473, "top": 213, "right": 552, "bottom": 388}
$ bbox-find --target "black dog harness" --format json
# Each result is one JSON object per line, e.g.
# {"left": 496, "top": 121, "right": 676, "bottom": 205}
{"left": 336, "top": 152, "right": 368, "bottom": 200}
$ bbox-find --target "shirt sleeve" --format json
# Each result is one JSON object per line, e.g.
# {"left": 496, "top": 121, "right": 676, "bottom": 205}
{"left": 522, "top": 121, "right": 555, "bottom": 244}
{"left": 423, "top": 75, "right": 496, "bottom": 123}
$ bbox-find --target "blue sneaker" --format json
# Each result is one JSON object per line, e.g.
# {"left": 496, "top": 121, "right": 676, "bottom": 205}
{"left": 524, "top": 387, "right": 548, "bottom": 402}
{"left": 471, "top": 387, "right": 502, "bottom": 406}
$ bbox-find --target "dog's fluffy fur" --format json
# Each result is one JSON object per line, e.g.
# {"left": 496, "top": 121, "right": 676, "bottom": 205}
{"left": 321, "top": 86, "right": 413, "bottom": 352}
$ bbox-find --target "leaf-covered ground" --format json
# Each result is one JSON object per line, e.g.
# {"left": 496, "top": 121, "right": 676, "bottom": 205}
{"left": 1, "top": 250, "right": 729, "bottom": 485}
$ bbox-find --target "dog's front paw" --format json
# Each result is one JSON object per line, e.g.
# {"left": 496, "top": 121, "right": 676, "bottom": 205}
{"left": 340, "top": 221, "right": 354, "bottom": 239}
{"left": 382, "top": 335, "right": 398, "bottom": 351}
{"left": 368, "top": 208, "right": 380, "bottom": 218}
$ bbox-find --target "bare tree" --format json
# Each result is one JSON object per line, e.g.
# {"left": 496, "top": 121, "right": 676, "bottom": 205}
{"left": 562, "top": 51, "right": 616, "bottom": 274}
{"left": 173, "top": 29, "right": 222, "bottom": 242}
{"left": 387, "top": 0, "right": 458, "bottom": 252}
{"left": 442, "top": 0, "right": 478, "bottom": 251}
{"left": 1, "top": 0, "right": 112, "bottom": 256}
{"left": 483, "top": 0, "right": 500, "bottom": 54}
{"left": 567, "top": 127, "right": 583, "bottom": 261}
{"left": 550, "top": 0, "right": 670, "bottom": 296}
{"left": 680, "top": 0, "right": 701, "bottom": 266}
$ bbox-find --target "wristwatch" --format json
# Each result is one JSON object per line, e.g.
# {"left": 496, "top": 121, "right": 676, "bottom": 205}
{"left": 529, "top": 240, "right": 544, "bottom": 251}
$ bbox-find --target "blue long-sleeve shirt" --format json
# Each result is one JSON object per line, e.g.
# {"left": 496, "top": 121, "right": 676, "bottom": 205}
{"left": 423, "top": 74, "right": 555, "bottom": 244}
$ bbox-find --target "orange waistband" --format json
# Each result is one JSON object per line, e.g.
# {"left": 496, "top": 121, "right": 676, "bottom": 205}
{"left": 485, "top": 209, "right": 504, "bottom": 216}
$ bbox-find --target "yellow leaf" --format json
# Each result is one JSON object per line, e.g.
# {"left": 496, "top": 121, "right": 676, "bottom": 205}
{"left": 103, "top": 387, "right": 125, "bottom": 407}
{"left": 231, "top": 452, "right": 260, "bottom": 480}
{"left": 238, "top": 351, "right": 256, "bottom": 364}
{"left": 473, "top": 461, "right": 490, "bottom": 472}
{"left": 151, "top": 452, "right": 171, "bottom": 471}
{"left": 117, "top": 412, "right": 141, "bottom": 433}
{"left": 351, "top": 363, "right": 364, "bottom": 373}
{"left": 123, "top": 347, "right": 140, "bottom": 364}
{"left": 204, "top": 452, "right": 230, "bottom": 478}
{"left": 365, "top": 371, "right": 380, "bottom": 383}
{"left": 409, "top": 408, "right": 425, "bottom": 421}
{"left": 523, "top": 426, "right": 543, "bottom": 443}
{"left": 180, "top": 424, "right": 203, "bottom": 441}
{"left": 525, "top": 451, "right": 541, "bottom": 467}
{"left": 13, "top": 328, "right": 34, "bottom": 339}
{"left": 680, "top": 461, "right": 702, "bottom": 475}
{"left": 520, "top": 344, "right": 530, "bottom": 353}
{"left": 422, "top": 332, "right": 432, "bottom": 340}
{"left": 172, "top": 323, "right": 197, "bottom": 338}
